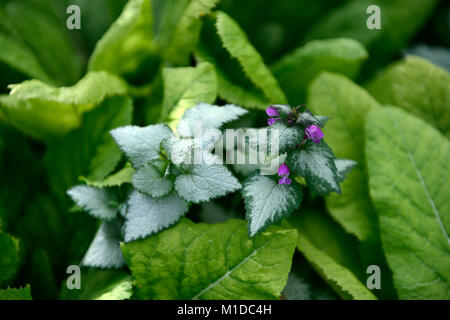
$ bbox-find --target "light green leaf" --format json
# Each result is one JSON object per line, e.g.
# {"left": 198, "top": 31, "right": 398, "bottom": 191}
{"left": 88, "top": 0, "right": 159, "bottom": 80}
{"left": 287, "top": 141, "right": 340, "bottom": 196}
{"left": 0, "top": 72, "right": 128, "bottom": 142}
{"left": 111, "top": 124, "right": 173, "bottom": 169}
{"left": 161, "top": 62, "right": 217, "bottom": 124}
{"left": 45, "top": 96, "right": 132, "bottom": 198}
{"left": 59, "top": 269, "right": 131, "bottom": 300}
{"left": 366, "top": 56, "right": 450, "bottom": 138}
{"left": 271, "top": 38, "right": 368, "bottom": 104}
{"left": 132, "top": 163, "right": 173, "bottom": 198}
{"left": 67, "top": 185, "right": 119, "bottom": 221}
{"left": 308, "top": 72, "right": 381, "bottom": 241}
{"left": 366, "top": 107, "right": 450, "bottom": 299}
{"left": 243, "top": 175, "right": 302, "bottom": 237}
{"left": 124, "top": 191, "right": 188, "bottom": 242}
{"left": 290, "top": 210, "right": 376, "bottom": 300}
{"left": 177, "top": 103, "right": 248, "bottom": 137}
{"left": 174, "top": 164, "right": 242, "bottom": 203}
{"left": 406, "top": 45, "right": 450, "bottom": 72}
{"left": 269, "top": 122, "right": 304, "bottom": 154}
{"left": 0, "top": 232, "right": 20, "bottom": 285}
{"left": 81, "top": 220, "right": 126, "bottom": 269}
{"left": 81, "top": 163, "right": 135, "bottom": 188}
{"left": 164, "top": 0, "right": 219, "bottom": 65}
{"left": 122, "top": 218, "right": 297, "bottom": 299}
{"left": 0, "top": 285, "right": 31, "bottom": 300}
{"left": 196, "top": 12, "right": 286, "bottom": 108}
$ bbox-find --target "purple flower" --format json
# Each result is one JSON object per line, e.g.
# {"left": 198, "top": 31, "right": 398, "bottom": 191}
{"left": 268, "top": 117, "right": 280, "bottom": 126}
{"left": 305, "top": 125, "right": 324, "bottom": 143}
{"left": 278, "top": 163, "right": 290, "bottom": 177}
{"left": 266, "top": 107, "right": 280, "bottom": 117}
{"left": 278, "top": 177, "right": 292, "bottom": 185}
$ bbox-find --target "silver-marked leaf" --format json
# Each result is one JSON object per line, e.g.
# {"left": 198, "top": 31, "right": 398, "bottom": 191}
{"left": 243, "top": 175, "right": 302, "bottom": 237}
{"left": 335, "top": 159, "right": 358, "bottom": 183}
{"left": 269, "top": 122, "right": 304, "bottom": 154}
{"left": 110, "top": 124, "right": 173, "bottom": 168}
{"left": 287, "top": 141, "right": 340, "bottom": 196}
{"left": 81, "top": 219, "right": 126, "bottom": 269}
{"left": 67, "top": 185, "right": 119, "bottom": 220}
{"left": 297, "top": 111, "right": 327, "bottom": 128}
{"left": 174, "top": 164, "right": 241, "bottom": 203}
{"left": 124, "top": 191, "right": 188, "bottom": 242}
{"left": 177, "top": 103, "right": 248, "bottom": 137}
{"left": 132, "top": 163, "right": 173, "bottom": 198}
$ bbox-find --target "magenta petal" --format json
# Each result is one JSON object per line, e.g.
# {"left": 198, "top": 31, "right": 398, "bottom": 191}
{"left": 278, "top": 163, "right": 290, "bottom": 176}
{"left": 278, "top": 177, "right": 292, "bottom": 185}
{"left": 305, "top": 125, "right": 324, "bottom": 142}
{"left": 266, "top": 107, "right": 280, "bottom": 117}
{"left": 268, "top": 117, "right": 279, "bottom": 126}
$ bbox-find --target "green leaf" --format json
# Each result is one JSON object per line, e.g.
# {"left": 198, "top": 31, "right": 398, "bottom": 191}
{"left": 45, "top": 96, "right": 132, "bottom": 199}
{"left": 81, "top": 163, "right": 135, "bottom": 188}
{"left": 67, "top": 186, "right": 119, "bottom": 221}
{"left": 88, "top": 0, "right": 159, "bottom": 81}
{"left": 366, "top": 56, "right": 450, "bottom": 138}
{"left": 164, "top": 0, "right": 219, "bottom": 65}
{"left": 111, "top": 124, "right": 173, "bottom": 169}
{"left": 366, "top": 107, "right": 450, "bottom": 299}
{"left": 196, "top": 12, "right": 286, "bottom": 108}
{"left": 124, "top": 191, "right": 188, "bottom": 242}
{"left": 406, "top": 45, "right": 450, "bottom": 72}
{"left": 269, "top": 122, "right": 304, "bottom": 154}
{"left": 296, "top": 111, "right": 327, "bottom": 128}
{"left": 122, "top": 218, "right": 297, "bottom": 299}
{"left": 81, "top": 220, "right": 126, "bottom": 269}
{"left": 287, "top": 141, "right": 340, "bottom": 196}
{"left": 335, "top": 159, "right": 358, "bottom": 183}
{"left": 59, "top": 269, "right": 131, "bottom": 300}
{"left": 303, "top": 0, "right": 440, "bottom": 71}
{"left": 132, "top": 163, "right": 173, "bottom": 198}
{"left": 0, "top": 72, "right": 128, "bottom": 142}
{"left": 0, "top": 232, "right": 20, "bottom": 285}
{"left": 174, "top": 164, "right": 242, "bottom": 203}
{"left": 289, "top": 210, "right": 377, "bottom": 300}
{"left": 0, "top": 285, "right": 32, "bottom": 300}
{"left": 177, "top": 103, "right": 248, "bottom": 137}
{"left": 161, "top": 62, "right": 217, "bottom": 124}
{"left": 308, "top": 72, "right": 381, "bottom": 241}
{"left": 243, "top": 175, "right": 302, "bottom": 237}
{"left": 271, "top": 38, "right": 368, "bottom": 104}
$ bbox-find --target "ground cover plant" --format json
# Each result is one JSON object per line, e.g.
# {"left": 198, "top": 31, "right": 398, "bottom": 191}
{"left": 0, "top": 0, "right": 448, "bottom": 300}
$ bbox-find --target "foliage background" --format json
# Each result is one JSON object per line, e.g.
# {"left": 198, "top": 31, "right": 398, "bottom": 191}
{"left": 0, "top": 0, "right": 448, "bottom": 300}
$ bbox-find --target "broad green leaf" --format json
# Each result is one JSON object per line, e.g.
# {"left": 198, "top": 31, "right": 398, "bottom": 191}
{"left": 287, "top": 141, "right": 340, "bottom": 196}
{"left": 308, "top": 72, "right": 381, "bottom": 241}
{"left": 161, "top": 62, "right": 217, "bottom": 124}
{"left": 0, "top": 286, "right": 32, "bottom": 300}
{"left": 269, "top": 122, "right": 304, "bottom": 154}
{"left": 124, "top": 191, "right": 188, "bottom": 242}
{"left": 177, "top": 103, "right": 248, "bottom": 137}
{"left": 335, "top": 159, "right": 358, "bottom": 183}
{"left": 271, "top": 38, "right": 368, "bottom": 104}
{"left": 0, "top": 72, "right": 128, "bottom": 142}
{"left": 164, "top": 0, "right": 219, "bottom": 65}
{"left": 152, "top": 0, "right": 189, "bottom": 49}
{"left": 289, "top": 210, "right": 376, "bottom": 300}
{"left": 88, "top": 0, "right": 159, "bottom": 82}
{"left": 1, "top": 0, "right": 83, "bottom": 85}
{"left": 45, "top": 96, "right": 132, "bottom": 199}
{"left": 59, "top": 269, "right": 131, "bottom": 300}
{"left": 0, "top": 232, "right": 20, "bottom": 285}
{"left": 243, "top": 175, "right": 302, "bottom": 237}
{"left": 174, "top": 164, "right": 242, "bottom": 203}
{"left": 366, "top": 107, "right": 450, "bottom": 299}
{"left": 67, "top": 186, "right": 119, "bottom": 221}
{"left": 122, "top": 218, "right": 297, "bottom": 299}
{"left": 0, "top": 33, "right": 51, "bottom": 83}
{"left": 81, "top": 220, "right": 126, "bottom": 269}
{"left": 196, "top": 12, "right": 286, "bottom": 108}
{"left": 81, "top": 163, "right": 135, "bottom": 188}
{"left": 406, "top": 45, "right": 450, "bottom": 72}
{"left": 366, "top": 56, "right": 450, "bottom": 138}
{"left": 111, "top": 124, "right": 173, "bottom": 169}
{"left": 132, "top": 163, "right": 173, "bottom": 198}
{"left": 303, "top": 0, "right": 440, "bottom": 71}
